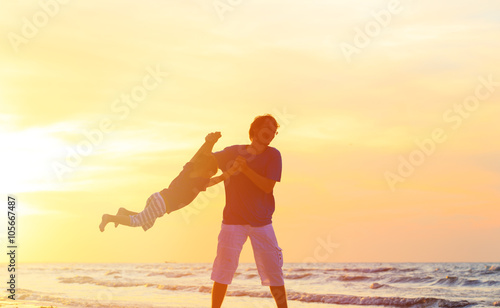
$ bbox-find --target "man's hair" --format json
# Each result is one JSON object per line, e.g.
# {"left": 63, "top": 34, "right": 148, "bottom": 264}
{"left": 193, "top": 153, "right": 218, "bottom": 175}
{"left": 249, "top": 114, "right": 280, "bottom": 141}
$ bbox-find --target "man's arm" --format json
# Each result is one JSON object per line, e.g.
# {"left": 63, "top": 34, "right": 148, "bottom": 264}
{"left": 235, "top": 156, "right": 276, "bottom": 194}
{"left": 189, "top": 132, "right": 221, "bottom": 163}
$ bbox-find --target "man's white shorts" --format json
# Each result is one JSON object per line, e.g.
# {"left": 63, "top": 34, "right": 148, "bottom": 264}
{"left": 211, "top": 223, "right": 284, "bottom": 286}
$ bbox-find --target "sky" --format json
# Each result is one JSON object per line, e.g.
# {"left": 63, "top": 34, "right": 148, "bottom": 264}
{"left": 0, "top": 0, "right": 499, "bottom": 264}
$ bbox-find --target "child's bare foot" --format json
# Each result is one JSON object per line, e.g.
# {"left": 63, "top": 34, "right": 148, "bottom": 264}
{"left": 99, "top": 214, "right": 110, "bottom": 232}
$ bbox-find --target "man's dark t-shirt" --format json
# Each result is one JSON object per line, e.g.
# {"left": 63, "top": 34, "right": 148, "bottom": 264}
{"left": 213, "top": 145, "right": 282, "bottom": 227}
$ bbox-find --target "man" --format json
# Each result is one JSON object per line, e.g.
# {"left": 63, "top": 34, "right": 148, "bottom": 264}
{"left": 211, "top": 114, "right": 288, "bottom": 308}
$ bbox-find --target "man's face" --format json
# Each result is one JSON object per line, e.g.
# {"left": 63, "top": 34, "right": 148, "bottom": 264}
{"left": 254, "top": 120, "right": 278, "bottom": 146}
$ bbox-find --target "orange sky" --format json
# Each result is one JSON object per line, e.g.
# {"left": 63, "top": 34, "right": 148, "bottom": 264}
{"left": 1, "top": 0, "right": 499, "bottom": 264}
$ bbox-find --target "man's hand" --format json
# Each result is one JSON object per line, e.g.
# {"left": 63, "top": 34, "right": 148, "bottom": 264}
{"left": 226, "top": 159, "right": 242, "bottom": 176}
{"left": 235, "top": 156, "right": 248, "bottom": 172}
{"left": 205, "top": 132, "right": 222, "bottom": 144}
{"left": 233, "top": 155, "right": 276, "bottom": 193}
{"left": 223, "top": 157, "right": 246, "bottom": 179}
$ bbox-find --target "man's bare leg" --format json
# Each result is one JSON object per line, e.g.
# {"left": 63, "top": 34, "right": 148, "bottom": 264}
{"left": 270, "top": 285, "right": 288, "bottom": 308}
{"left": 211, "top": 281, "right": 228, "bottom": 308}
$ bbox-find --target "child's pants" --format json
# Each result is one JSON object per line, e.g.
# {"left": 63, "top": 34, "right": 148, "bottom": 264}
{"left": 129, "top": 192, "right": 167, "bottom": 231}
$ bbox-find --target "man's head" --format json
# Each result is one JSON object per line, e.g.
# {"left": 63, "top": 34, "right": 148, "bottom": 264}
{"left": 192, "top": 153, "right": 218, "bottom": 178}
{"left": 249, "top": 114, "right": 280, "bottom": 146}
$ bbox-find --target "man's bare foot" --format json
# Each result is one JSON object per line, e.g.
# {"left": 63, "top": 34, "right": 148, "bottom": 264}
{"left": 99, "top": 214, "right": 111, "bottom": 232}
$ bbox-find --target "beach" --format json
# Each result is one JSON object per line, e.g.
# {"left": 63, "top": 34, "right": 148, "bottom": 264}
{"left": 2, "top": 262, "right": 499, "bottom": 307}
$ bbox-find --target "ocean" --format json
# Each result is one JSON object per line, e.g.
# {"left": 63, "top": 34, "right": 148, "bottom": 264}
{"left": 1, "top": 263, "right": 499, "bottom": 307}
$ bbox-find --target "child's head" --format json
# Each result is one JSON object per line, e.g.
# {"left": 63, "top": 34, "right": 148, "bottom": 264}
{"left": 192, "top": 153, "right": 218, "bottom": 178}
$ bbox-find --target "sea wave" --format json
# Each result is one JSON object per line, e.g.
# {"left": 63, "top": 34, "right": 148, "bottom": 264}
{"left": 243, "top": 273, "right": 259, "bottom": 279}
{"left": 284, "top": 272, "right": 314, "bottom": 279}
{"left": 432, "top": 276, "right": 499, "bottom": 287}
{"left": 369, "top": 283, "right": 388, "bottom": 289}
{"left": 226, "top": 289, "right": 472, "bottom": 308}
{"left": 57, "top": 276, "right": 474, "bottom": 307}
{"left": 337, "top": 275, "right": 373, "bottom": 282}
{"left": 105, "top": 270, "right": 121, "bottom": 276}
{"left": 342, "top": 267, "right": 394, "bottom": 273}
{"left": 389, "top": 276, "right": 434, "bottom": 284}
{"left": 223, "top": 289, "right": 472, "bottom": 308}
{"left": 487, "top": 265, "right": 500, "bottom": 272}
{"left": 147, "top": 271, "right": 193, "bottom": 278}
{"left": 434, "top": 276, "right": 459, "bottom": 286}
{"left": 58, "top": 276, "right": 145, "bottom": 288}
{"left": 286, "top": 293, "right": 471, "bottom": 308}
{"left": 3, "top": 288, "right": 151, "bottom": 308}
{"left": 275, "top": 265, "right": 417, "bottom": 276}
{"left": 319, "top": 266, "right": 399, "bottom": 273}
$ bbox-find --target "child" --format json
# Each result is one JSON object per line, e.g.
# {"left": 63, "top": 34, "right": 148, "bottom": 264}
{"left": 99, "top": 132, "right": 236, "bottom": 232}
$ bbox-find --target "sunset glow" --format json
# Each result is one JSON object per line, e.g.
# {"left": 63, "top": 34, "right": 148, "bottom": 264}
{"left": 1, "top": 0, "right": 499, "bottom": 265}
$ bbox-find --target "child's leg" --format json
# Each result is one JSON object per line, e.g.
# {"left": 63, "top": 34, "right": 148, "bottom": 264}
{"left": 99, "top": 214, "right": 131, "bottom": 232}
{"left": 99, "top": 193, "right": 166, "bottom": 232}
{"left": 129, "top": 193, "right": 166, "bottom": 231}
{"left": 115, "top": 208, "right": 138, "bottom": 227}
{"left": 117, "top": 207, "right": 138, "bottom": 216}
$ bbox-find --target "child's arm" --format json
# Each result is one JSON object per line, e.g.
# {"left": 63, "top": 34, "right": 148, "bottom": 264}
{"left": 206, "top": 160, "right": 241, "bottom": 187}
{"left": 206, "top": 173, "right": 228, "bottom": 187}
{"left": 189, "top": 132, "right": 221, "bottom": 163}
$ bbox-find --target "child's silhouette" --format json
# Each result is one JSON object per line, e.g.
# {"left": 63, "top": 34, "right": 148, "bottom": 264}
{"left": 99, "top": 132, "right": 238, "bottom": 232}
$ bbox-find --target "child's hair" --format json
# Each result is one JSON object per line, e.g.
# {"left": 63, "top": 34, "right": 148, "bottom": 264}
{"left": 249, "top": 114, "right": 280, "bottom": 141}
{"left": 193, "top": 153, "right": 218, "bottom": 176}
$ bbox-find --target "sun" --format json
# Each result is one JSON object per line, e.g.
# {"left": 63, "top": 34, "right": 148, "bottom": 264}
{"left": 0, "top": 122, "right": 67, "bottom": 194}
